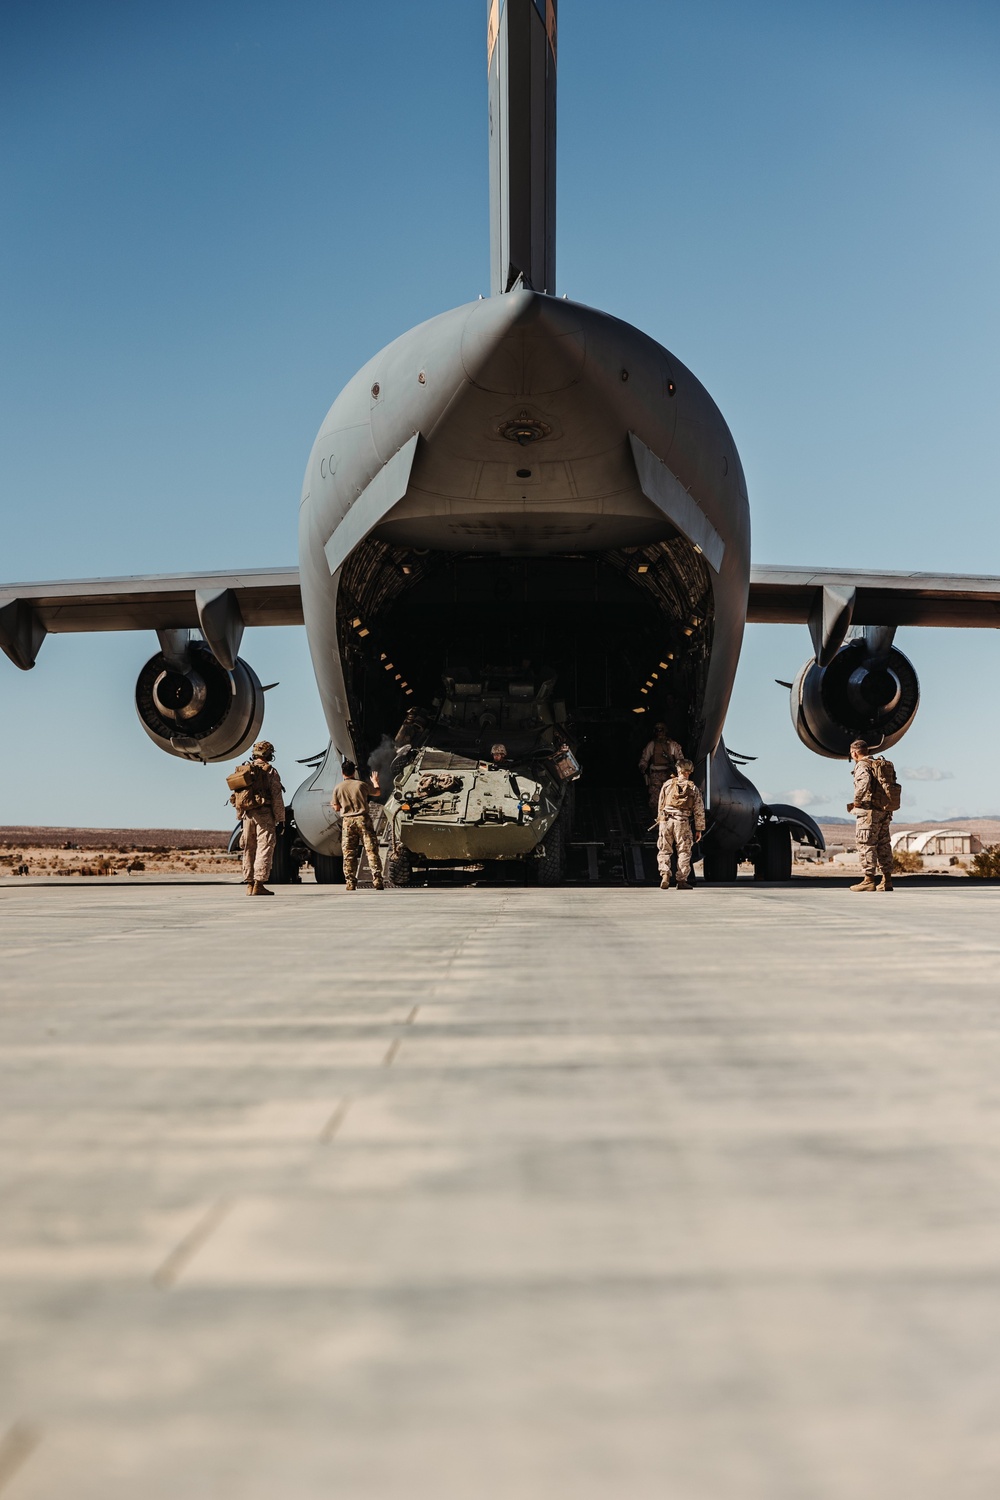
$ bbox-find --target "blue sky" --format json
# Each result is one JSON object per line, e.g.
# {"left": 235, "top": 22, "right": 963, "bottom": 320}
{"left": 2, "top": 0, "right": 999, "bottom": 828}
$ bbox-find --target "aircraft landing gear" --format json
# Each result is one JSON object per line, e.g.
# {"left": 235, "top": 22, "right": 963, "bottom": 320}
{"left": 701, "top": 845, "right": 739, "bottom": 883}
{"left": 754, "top": 823, "right": 793, "bottom": 881}
{"left": 313, "top": 852, "right": 345, "bottom": 884}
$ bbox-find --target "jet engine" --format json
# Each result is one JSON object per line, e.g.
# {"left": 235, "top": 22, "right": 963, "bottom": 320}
{"left": 791, "top": 628, "right": 919, "bottom": 760}
{"left": 135, "top": 630, "right": 265, "bottom": 762}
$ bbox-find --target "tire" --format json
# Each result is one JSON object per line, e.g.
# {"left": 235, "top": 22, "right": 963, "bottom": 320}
{"left": 536, "top": 817, "right": 566, "bottom": 886}
{"left": 268, "top": 824, "right": 299, "bottom": 885}
{"left": 313, "top": 852, "right": 345, "bottom": 884}
{"left": 754, "top": 823, "right": 793, "bottom": 882}
{"left": 702, "top": 844, "right": 739, "bottom": 883}
{"left": 386, "top": 847, "right": 413, "bottom": 888}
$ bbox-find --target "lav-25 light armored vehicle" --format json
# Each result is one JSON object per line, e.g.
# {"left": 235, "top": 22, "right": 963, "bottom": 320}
{"left": 382, "top": 672, "right": 580, "bottom": 886}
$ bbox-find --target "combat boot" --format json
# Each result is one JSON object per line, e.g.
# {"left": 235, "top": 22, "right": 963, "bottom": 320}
{"left": 250, "top": 881, "right": 274, "bottom": 896}
{"left": 850, "top": 877, "right": 877, "bottom": 892}
{"left": 878, "top": 873, "right": 894, "bottom": 892}
{"left": 659, "top": 874, "right": 672, "bottom": 890}
{"left": 372, "top": 878, "right": 385, "bottom": 891}
{"left": 676, "top": 879, "right": 692, "bottom": 891}
{"left": 344, "top": 878, "right": 356, "bottom": 892}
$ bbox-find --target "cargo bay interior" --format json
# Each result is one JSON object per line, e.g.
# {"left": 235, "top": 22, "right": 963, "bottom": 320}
{"left": 337, "top": 536, "right": 713, "bottom": 871}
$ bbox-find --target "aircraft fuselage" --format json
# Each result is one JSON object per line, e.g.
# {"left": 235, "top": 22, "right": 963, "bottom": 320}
{"left": 294, "top": 289, "right": 753, "bottom": 862}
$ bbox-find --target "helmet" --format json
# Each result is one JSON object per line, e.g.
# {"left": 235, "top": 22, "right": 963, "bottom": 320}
{"left": 253, "top": 740, "right": 275, "bottom": 761}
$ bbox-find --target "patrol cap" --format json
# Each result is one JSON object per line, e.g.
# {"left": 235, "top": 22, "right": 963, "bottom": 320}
{"left": 253, "top": 740, "right": 275, "bottom": 760}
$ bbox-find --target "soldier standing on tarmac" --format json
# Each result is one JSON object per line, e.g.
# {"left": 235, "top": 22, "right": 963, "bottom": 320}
{"left": 233, "top": 740, "right": 284, "bottom": 896}
{"left": 332, "top": 761, "right": 385, "bottom": 892}
{"left": 639, "top": 722, "right": 683, "bottom": 815}
{"left": 656, "top": 758, "right": 705, "bottom": 891}
{"left": 847, "top": 739, "right": 894, "bottom": 892}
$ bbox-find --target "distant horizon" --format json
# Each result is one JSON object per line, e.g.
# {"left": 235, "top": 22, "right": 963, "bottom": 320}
{"left": 5, "top": 813, "right": 1000, "bottom": 838}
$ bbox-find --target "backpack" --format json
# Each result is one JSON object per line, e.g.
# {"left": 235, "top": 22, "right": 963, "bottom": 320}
{"left": 870, "top": 756, "right": 902, "bottom": 813}
{"left": 227, "top": 761, "right": 270, "bottom": 816}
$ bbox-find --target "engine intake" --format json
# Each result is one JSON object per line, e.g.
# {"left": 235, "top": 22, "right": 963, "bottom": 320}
{"left": 792, "top": 631, "right": 919, "bottom": 760}
{"left": 135, "top": 637, "right": 265, "bottom": 762}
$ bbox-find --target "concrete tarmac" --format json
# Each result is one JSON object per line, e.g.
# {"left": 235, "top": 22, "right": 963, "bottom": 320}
{"left": 2, "top": 879, "right": 1000, "bottom": 1499}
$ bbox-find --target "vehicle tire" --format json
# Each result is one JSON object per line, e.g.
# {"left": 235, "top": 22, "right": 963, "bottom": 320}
{"left": 313, "top": 852, "right": 345, "bottom": 884}
{"left": 268, "top": 823, "right": 299, "bottom": 885}
{"left": 702, "top": 844, "right": 739, "bottom": 883}
{"left": 754, "top": 822, "right": 793, "bottom": 882}
{"left": 386, "top": 846, "right": 413, "bottom": 888}
{"left": 536, "top": 817, "right": 566, "bottom": 886}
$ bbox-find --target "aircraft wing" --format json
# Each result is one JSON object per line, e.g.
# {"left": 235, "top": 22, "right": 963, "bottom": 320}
{"left": 748, "top": 566, "right": 1000, "bottom": 629}
{"left": 0, "top": 568, "right": 303, "bottom": 670}
{"left": 5, "top": 562, "right": 1000, "bottom": 673}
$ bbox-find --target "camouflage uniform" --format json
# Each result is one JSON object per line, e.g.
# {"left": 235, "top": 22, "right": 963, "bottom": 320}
{"left": 241, "top": 760, "right": 285, "bottom": 883}
{"left": 657, "top": 775, "right": 706, "bottom": 885}
{"left": 332, "top": 776, "right": 384, "bottom": 890}
{"left": 852, "top": 758, "right": 893, "bottom": 881}
{"left": 639, "top": 735, "right": 683, "bottom": 815}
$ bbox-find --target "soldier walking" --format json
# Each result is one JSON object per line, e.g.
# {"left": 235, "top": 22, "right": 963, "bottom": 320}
{"left": 656, "top": 758, "right": 705, "bottom": 891}
{"left": 332, "top": 760, "right": 385, "bottom": 892}
{"left": 639, "top": 722, "right": 683, "bottom": 815}
{"left": 230, "top": 740, "right": 285, "bottom": 896}
{"left": 847, "top": 739, "right": 897, "bottom": 892}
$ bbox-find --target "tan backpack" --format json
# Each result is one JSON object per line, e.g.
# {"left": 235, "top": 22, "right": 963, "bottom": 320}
{"left": 227, "top": 761, "right": 270, "bottom": 816}
{"left": 870, "top": 756, "right": 902, "bottom": 813}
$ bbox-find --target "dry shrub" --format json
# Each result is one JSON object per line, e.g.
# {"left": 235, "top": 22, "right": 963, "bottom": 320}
{"left": 892, "top": 849, "right": 923, "bottom": 873}
{"left": 970, "top": 845, "right": 1000, "bottom": 880}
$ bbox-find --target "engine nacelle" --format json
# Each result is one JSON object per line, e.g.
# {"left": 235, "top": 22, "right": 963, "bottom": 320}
{"left": 791, "top": 636, "right": 919, "bottom": 759}
{"left": 135, "top": 640, "right": 265, "bottom": 762}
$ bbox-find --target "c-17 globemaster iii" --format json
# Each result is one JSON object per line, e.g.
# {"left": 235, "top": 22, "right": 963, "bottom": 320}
{"left": 3, "top": 1, "right": 1000, "bottom": 886}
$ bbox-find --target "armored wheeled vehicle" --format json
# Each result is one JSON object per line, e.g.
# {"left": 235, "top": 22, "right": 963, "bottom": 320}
{"left": 382, "top": 672, "right": 579, "bottom": 884}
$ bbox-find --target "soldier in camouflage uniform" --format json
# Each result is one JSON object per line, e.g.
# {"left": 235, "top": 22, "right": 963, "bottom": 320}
{"left": 847, "top": 738, "right": 894, "bottom": 892}
{"left": 332, "top": 761, "right": 384, "bottom": 892}
{"left": 238, "top": 741, "right": 285, "bottom": 896}
{"left": 656, "top": 758, "right": 706, "bottom": 891}
{"left": 639, "top": 723, "right": 683, "bottom": 815}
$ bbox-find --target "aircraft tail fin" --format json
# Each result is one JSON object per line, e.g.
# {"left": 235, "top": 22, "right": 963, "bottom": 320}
{"left": 488, "top": 0, "right": 557, "bottom": 296}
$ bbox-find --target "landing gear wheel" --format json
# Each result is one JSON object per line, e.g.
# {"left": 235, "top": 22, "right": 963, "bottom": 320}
{"left": 702, "top": 845, "right": 739, "bottom": 883}
{"left": 313, "top": 852, "right": 345, "bottom": 884}
{"left": 536, "top": 818, "right": 566, "bottom": 887}
{"left": 386, "top": 847, "right": 413, "bottom": 888}
{"left": 268, "top": 823, "right": 299, "bottom": 885}
{"left": 754, "top": 822, "right": 793, "bottom": 882}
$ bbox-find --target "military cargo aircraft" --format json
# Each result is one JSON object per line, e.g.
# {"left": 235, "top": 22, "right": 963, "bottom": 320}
{"left": 4, "top": 1, "right": 1000, "bottom": 885}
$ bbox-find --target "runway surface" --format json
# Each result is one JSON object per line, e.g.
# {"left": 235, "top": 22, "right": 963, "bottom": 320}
{"left": 2, "top": 879, "right": 1000, "bottom": 1499}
